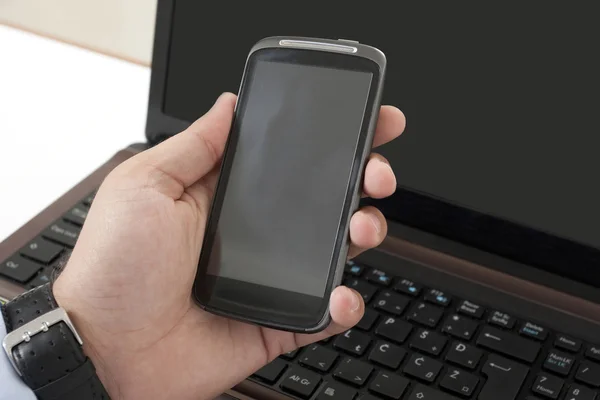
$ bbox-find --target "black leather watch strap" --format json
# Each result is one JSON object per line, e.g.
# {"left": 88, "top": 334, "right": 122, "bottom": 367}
{"left": 2, "top": 283, "right": 110, "bottom": 400}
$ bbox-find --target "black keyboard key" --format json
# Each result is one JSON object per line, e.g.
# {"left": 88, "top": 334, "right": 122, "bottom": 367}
{"left": 375, "top": 316, "right": 412, "bottom": 344}
{"left": 358, "top": 396, "right": 379, "bottom": 400}
{"left": 42, "top": 221, "right": 80, "bottom": 248}
{"left": 334, "top": 329, "right": 371, "bottom": 356}
{"left": 369, "top": 371, "right": 409, "bottom": 399}
{"left": 555, "top": 334, "right": 582, "bottom": 353}
{"left": 281, "top": 367, "right": 322, "bottom": 398}
{"left": 373, "top": 290, "right": 409, "bottom": 316}
{"left": 532, "top": 373, "right": 563, "bottom": 399}
{"left": 316, "top": 381, "right": 357, "bottom": 400}
{"left": 333, "top": 357, "right": 372, "bottom": 387}
{"left": 281, "top": 349, "right": 299, "bottom": 360}
{"left": 394, "top": 278, "right": 422, "bottom": 296}
{"left": 356, "top": 308, "right": 379, "bottom": 331}
{"left": 488, "top": 310, "right": 515, "bottom": 329}
{"left": 477, "top": 326, "right": 540, "bottom": 363}
{"left": 407, "top": 384, "right": 459, "bottom": 400}
{"left": 345, "top": 262, "right": 364, "bottom": 276}
{"left": 409, "top": 328, "right": 447, "bottom": 356}
{"left": 368, "top": 340, "right": 406, "bottom": 369}
{"left": 20, "top": 238, "right": 63, "bottom": 264}
{"left": 345, "top": 278, "right": 378, "bottom": 303}
{"left": 63, "top": 205, "right": 89, "bottom": 226}
{"left": 365, "top": 269, "right": 392, "bottom": 286}
{"left": 457, "top": 299, "right": 484, "bottom": 319}
{"left": 424, "top": 289, "right": 451, "bottom": 307}
{"left": 0, "top": 255, "right": 42, "bottom": 283}
{"left": 566, "top": 384, "right": 597, "bottom": 400}
{"left": 403, "top": 353, "right": 442, "bottom": 383}
{"left": 82, "top": 192, "right": 96, "bottom": 207}
{"left": 27, "top": 270, "right": 52, "bottom": 289}
{"left": 440, "top": 368, "right": 479, "bottom": 397}
{"left": 520, "top": 322, "right": 548, "bottom": 341}
{"left": 587, "top": 345, "right": 600, "bottom": 362}
{"left": 479, "top": 354, "right": 529, "bottom": 400}
{"left": 445, "top": 341, "right": 483, "bottom": 369}
{"left": 543, "top": 350, "right": 575, "bottom": 376}
{"left": 253, "top": 358, "right": 287, "bottom": 383}
{"left": 442, "top": 314, "right": 478, "bottom": 340}
{"left": 408, "top": 302, "right": 444, "bottom": 328}
{"left": 300, "top": 344, "right": 338, "bottom": 372}
{"left": 576, "top": 362, "right": 600, "bottom": 387}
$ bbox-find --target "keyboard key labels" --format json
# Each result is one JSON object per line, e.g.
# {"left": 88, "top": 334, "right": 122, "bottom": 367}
{"left": 333, "top": 329, "right": 371, "bottom": 356}
{"left": 281, "top": 367, "right": 321, "bottom": 398}
{"left": 440, "top": 368, "right": 479, "bottom": 397}
{"left": 543, "top": 350, "right": 575, "bottom": 376}
{"left": 442, "top": 314, "right": 478, "bottom": 340}
{"left": 532, "top": 373, "right": 564, "bottom": 399}
{"left": 369, "top": 371, "right": 409, "bottom": 399}
{"left": 300, "top": 345, "right": 338, "bottom": 372}
{"left": 424, "top": 289, "right": 451, "bottom": 307}
{"left": 479, "top": 354, "right": 529, "bottom": 400}
{"left": 408, "top": 302, "right": 444, "bottom": 328}
{"left": 316, "top": 381, "right": 357, "bottom": 400}
{"left": 445, "top": 341, "right": 483, "bottom": 369}
{"left": 403, "top": 353, "right": 442, "bottom": 383}
{"left": 368, "top": 340, "right": 406, "bottom": 369}
{"left": 394, "top": 279, "right": 422, "bottom": 296}
{"left": 488, "top": 311, "right": 515, "bottom": 329}
{"left": 375, "top": 317, "right": 412, "bottom": 344}
{"left": 373, "top": 290, "right": 409, "bottom": 316}
{"left": 457, "top": 300, "right": 484, "bottom": 318}
{"left": 409, "top": 328, "right": 447, "bottom": 356}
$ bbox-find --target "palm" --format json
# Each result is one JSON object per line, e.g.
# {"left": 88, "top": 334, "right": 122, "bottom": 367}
{"left": 54, "top": 93, "right": 405, "bottom": 399}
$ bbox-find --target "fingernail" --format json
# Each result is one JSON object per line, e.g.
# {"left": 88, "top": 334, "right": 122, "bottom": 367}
{"left": 368, "top": 213, "right": 381, "bottom": 234}
{"left": 349, "top": 288, "right": 361, "bottom": 312}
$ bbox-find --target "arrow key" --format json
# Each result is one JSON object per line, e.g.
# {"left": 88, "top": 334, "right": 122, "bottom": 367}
{"left": 369, "top": 371, "right": 409, "bottom": 399}
{"left": 299, "top": 344, "right": 338, "bottom": 373}
{"left": 333, "top": 357, "right": 373, "bottom": 387}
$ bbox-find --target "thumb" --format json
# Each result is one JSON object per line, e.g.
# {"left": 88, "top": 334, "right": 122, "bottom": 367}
{"left": 139, "top": 92, "right": 237, "bottom": 188}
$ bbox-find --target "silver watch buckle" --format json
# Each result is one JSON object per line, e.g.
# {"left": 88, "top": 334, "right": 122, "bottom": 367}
{"left": 2, "top": 307, "right": 83, "bottom": 376}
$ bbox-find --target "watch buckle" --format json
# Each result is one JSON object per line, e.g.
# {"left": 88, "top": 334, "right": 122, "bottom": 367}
{"left": 2, "top": 307, "right": 83, "bottom": 376}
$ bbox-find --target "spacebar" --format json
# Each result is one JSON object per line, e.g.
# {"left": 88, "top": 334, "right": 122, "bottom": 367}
{"left": 406, "top": 384, "right": 459, "bottom": 399}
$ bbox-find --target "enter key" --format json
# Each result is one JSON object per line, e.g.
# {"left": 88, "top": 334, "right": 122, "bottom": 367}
{"left": 479, "top": 354, "right": 529, "bottom": 400}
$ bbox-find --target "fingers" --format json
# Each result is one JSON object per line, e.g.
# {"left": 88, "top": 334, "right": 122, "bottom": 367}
{"left": 137, "top": 93, "right": 237, "bottom": 188}
{"left": 363, "top": 153, "right": 396, "bottom": 199}
{"left": 347, "top": 206, "right": 387, "bottom": 259}
{"left": 372, "top": 105, "right": 406, "bottom": 148}
{"left": 294, "top": 286, "right": 364, "bottom": 347}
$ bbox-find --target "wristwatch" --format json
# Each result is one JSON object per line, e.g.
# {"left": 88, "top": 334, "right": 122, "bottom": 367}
{"left": 1, "top": 283, "right": 110, "bottom": 400}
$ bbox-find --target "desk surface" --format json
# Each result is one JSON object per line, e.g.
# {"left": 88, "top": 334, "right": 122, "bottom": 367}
{"left": 0, "top": 25, "right": 149, "bottom": 242}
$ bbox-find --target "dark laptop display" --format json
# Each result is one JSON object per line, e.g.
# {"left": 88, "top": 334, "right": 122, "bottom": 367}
{"left": 151, "top": 1, "right": 600, "bottom": 288}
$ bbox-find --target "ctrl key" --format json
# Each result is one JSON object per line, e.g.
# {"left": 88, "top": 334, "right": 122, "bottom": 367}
{"left": 0, "top": 256, "right": 42, "bottom": 283}
{"left": 280, "top": 367, "right": 322, "bottom": 398}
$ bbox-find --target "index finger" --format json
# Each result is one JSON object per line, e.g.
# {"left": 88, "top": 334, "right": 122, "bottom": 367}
{"left": 373, "top": 105, "right": 406, "bottom": 148}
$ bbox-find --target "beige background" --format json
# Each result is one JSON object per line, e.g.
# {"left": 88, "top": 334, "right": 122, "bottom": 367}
{"left": 0, "top": 0, "right": 157, "bottom": 65}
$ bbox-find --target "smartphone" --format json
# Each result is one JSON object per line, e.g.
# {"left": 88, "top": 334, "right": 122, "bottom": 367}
{"left": 193, "top": 36, "right": 386, "bottom": 333}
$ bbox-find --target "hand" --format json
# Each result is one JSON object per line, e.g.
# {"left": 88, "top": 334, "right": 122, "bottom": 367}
{"left": 53, "top": 93, "right": 406, "bottom": 399}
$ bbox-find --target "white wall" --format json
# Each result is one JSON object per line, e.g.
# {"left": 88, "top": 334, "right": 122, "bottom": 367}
{"left": 0, "top": 0, "right": 157, "bottom": 65}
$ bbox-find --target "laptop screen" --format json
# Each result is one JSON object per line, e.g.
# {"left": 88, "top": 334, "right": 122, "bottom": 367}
{"left": 158, "top": 2, "right": 600, "bottom": 280}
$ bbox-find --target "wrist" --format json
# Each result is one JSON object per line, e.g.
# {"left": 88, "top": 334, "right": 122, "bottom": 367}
{"left": 53, "top": 277, "right": 122, "bottom": 399}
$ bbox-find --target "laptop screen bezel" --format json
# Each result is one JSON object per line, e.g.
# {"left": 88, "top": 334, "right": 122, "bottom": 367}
{"left": 145, "top": 0, "right": 600, "bottom": 287}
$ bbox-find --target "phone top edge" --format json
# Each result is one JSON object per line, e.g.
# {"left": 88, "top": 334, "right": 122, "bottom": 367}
{"left": 249, "top": 36, "right": 386, "bottom": 70}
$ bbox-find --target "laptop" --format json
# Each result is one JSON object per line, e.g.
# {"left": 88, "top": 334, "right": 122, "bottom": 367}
{"left": 2, "top": 1, "right": 600, "bottom": 399}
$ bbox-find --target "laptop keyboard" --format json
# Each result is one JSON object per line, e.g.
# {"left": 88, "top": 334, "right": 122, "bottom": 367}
{"left": 0, "top": 190, "right": 96, "bottom": 288}
{"left": 250, "top": 262, "right": 600, "bottom": 400}
{"left": 2, "top": 193, "right": 600, "bottom": 399}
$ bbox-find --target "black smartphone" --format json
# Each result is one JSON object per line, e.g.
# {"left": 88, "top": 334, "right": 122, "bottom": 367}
{"left": 193, "top": 37, "right": 386, "bottom": 333}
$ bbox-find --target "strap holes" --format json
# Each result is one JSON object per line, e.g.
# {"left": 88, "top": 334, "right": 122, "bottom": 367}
{"left": 15, "top": 309, "right": 20, "bottom": 314}
{"left": 18, "top": 319, "right": 23, "bottom": 324}
{"left": 40, "top": 366, "right": 44, "bottom": 371}
{"left": 29, "top": 351, "right": 35, "bottom": 356}
{"left": 36, "top": 310, "right": 41, "bottom": 315}
{"left": 33, "top": 300, "right": 38, "bottom": 305}
{"left": 49, "top": 341, "right": 55, "bottom": 346}
{"left": 57, "top": 356, "right": 62, "bottom": 360}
